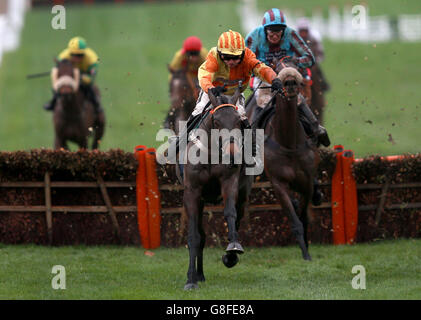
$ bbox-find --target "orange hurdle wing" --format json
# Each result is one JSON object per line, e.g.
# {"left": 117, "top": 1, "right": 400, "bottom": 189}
{"left": 342, "top": 150, "right": 358, "bottom": 244}
{"left": 331, "top": 145, "right": 346, "bottom": 245}
{"left": 134, "top": 145, "right": 150, "bottom": 249}
{"left": 145, "top": 148, "right": 162, "bottom": 249}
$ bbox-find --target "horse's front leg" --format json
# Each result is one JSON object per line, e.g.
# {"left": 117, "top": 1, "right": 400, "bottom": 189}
{"left": 272, "top": 179, "right": 312, "bottom": 261}
{"left": 196, "top": 199, "right": 206, "bottom": 282}
{"left": 221, "top": 176, "right": 244, "bottom": 257}
{"left": 183, "top": 185, "right": 203, "bottom": 290}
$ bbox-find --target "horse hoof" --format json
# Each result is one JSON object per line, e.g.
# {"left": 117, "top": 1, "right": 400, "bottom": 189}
{"left": 303, "top": 254, "right": 312, "bottom": 261}
{"left": 197, "top": 274, "right": 206, "bottom": 282}
{"left": 222, "top": 252, "right": 239, "bottom": 268}
{"left": 226, "top": 242, "right": 244, "bottom": 254}
{"left": 184, "top": 283, "right": 199, "bottom": 290}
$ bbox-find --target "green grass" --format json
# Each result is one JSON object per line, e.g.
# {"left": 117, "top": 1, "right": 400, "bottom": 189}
{"left": 0, "top": 239, "right": 420, "bottom": 299}
{"left": 0, "top": 0, "right": 420, "bottom": 157}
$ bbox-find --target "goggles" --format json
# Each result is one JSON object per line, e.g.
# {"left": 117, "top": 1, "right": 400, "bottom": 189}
{"left": 187, "top": 50, "right": 200, "bottom": 56}
{"left": 266, "top": 25, "right": 284, "bottom": 33}
{"left": 220, "top": 53, "right": 242, "bottom": 62}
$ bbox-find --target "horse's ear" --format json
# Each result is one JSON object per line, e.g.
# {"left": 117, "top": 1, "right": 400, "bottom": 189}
{"left": 208, "top": 90, "right": 219, "bottom": 108}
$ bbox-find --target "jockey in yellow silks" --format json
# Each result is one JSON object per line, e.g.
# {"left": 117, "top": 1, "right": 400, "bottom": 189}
{"left": 44, "top": 36, "right": 102, "bottom": 113}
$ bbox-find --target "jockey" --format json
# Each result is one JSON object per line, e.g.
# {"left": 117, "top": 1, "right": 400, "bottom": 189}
{"left": 168, "top": 36, "right": 208, "bottom": 80}
{"left": 296, "top": 17, "right": 330, "bottom": 92}
{"left": 43, "top": 36, "right": 102, "bottom": 113}
{"left": 245, "top": 9, "right": 330, "bottom": 147}
{"left": 188, "top": 30, "right": 280, "bottom": 129}
{"left": 164, "top": 36, "right": 208, "bottom": 128}
{"left": 171, "top": 30, "right": 281, "bottom": 166}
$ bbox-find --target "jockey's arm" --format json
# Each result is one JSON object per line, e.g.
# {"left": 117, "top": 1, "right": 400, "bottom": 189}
{"left": 246, "top": 49, "right": 276, "bottom": 84}
{"left": 290, "top": 30, "right": 315, "bottom": 69}
{"left": 198, "top": 50, "right": 219, "bottom": 93}
{"left": 81, "top": 63, "right": 97, "bottom": 85}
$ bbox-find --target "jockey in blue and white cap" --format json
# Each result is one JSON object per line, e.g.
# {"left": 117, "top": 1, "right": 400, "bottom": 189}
{"left": 245, "top": 8, "right": 330, "bottom": 148}
{"left": 245, "top": 8, "right": 314, "bottom": 69}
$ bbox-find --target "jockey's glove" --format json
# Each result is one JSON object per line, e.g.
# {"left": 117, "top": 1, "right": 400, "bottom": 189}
{"left": 271, "top": 78, "right": 283, "bottom": 92}
{"left": 209, "top": 86, "right": 226, "bottom": 97}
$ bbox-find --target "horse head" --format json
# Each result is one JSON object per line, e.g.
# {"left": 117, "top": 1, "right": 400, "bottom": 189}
{"left": 51, "top": 59, "right": 80, "bottom": 97}
{"left": 274, "top": 57, "right": 303, "bottom": 99}
{"left": 207, "top": 83, "right": 243, "bottom": 162}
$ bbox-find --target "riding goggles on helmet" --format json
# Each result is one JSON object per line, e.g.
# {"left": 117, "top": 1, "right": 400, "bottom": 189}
{"left": 219, "top": 53, "right": 242, "bottom": 61}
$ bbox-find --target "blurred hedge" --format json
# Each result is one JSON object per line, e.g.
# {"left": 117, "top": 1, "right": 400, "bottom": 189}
{"left": 0, "top": 149, "right": 138, "bottom": 182}
{"left": 0, "top": 149, "right": 419, "bottom": 246}
{"left": 353, "top": 154, "right": 421, "bottom": 184}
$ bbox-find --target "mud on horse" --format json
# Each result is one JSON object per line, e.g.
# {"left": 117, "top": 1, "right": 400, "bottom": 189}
{"left": 52, "top": 59, "right": 105, "bottom": 150}
{"left": 183, "top": 85, "right": 253, "bottom": 290}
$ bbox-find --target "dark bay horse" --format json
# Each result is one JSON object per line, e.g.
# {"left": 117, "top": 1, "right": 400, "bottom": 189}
{"left": 248, "top": 59, "right": 319, "bottom": 261}
{"left": 165, "top": 67, "right": 199, "bottom": 134}
{"left": 183, "top": 86, "right": 253, "bottom": 290}
{"left": 52, "top": 59, "right": 105, "bottom": 149}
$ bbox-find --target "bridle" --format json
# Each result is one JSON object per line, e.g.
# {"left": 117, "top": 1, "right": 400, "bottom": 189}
{"left": 210, "top": 103, "right": 238, "bottom": 115}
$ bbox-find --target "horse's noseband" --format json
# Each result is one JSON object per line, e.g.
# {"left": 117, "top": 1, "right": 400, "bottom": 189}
{"left": 210, "top": 103, "right": 238, "bottom": 114}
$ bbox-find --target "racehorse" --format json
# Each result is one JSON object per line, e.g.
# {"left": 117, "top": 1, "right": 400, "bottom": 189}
{"left": 183, "top": 85, "right": 253, "bottom": 290}
{"left": 165, "top": 67, "right": 199, "bottom": 134}
{"left": 52, "top": 59, "right": 105, "bottom": 150}
{"left": 247, "top": 57, "right": 320, "bottom": 260}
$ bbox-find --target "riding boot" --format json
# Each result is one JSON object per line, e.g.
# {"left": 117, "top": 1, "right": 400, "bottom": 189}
{"left": 43, "top": 91, "right": 58, "bottom": 111}
{"left": 298, "top": 99, "right": 330, "bottom": 147}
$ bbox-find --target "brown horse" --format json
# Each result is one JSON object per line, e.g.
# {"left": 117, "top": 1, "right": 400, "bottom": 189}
{"left": 165, "top": 67, "right": 199, "bottom": 134}
{"left": 52, "top": 59, "right": 105, "bottom": 149}
{"left": 183, "top": 86, "right": 253, "bottom": 290}
{"left": 249, "top": 59, "right": 319, "bottom": 260}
